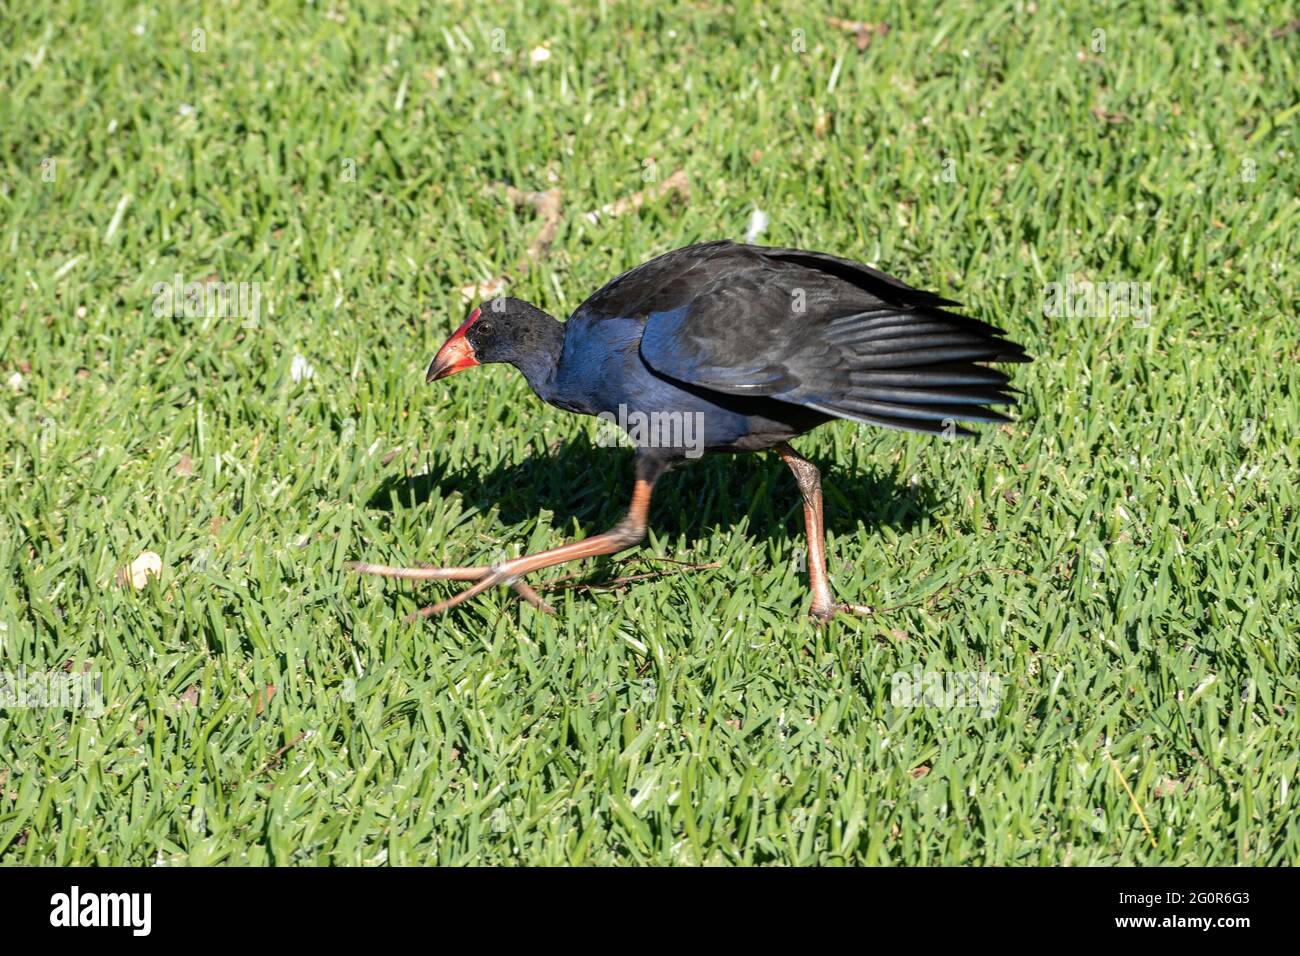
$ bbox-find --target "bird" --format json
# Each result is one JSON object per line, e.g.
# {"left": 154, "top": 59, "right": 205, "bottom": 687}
{"left": 349, "top": 240, "right": 1031, "bottom": 621}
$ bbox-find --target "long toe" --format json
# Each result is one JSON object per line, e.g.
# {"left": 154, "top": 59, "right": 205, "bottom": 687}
{"left": 809, "top": 601, "right": 875, "bottom": 623}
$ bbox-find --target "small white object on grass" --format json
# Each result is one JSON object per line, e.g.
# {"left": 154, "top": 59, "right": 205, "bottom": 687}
{"left": 54, "top": 255, "right": 82, "bottom": 280}
{"left": 118, "top": 550, "right": 163, "bottom": 590}
{"left": 290, "top": 354, "right": 315, "bottom": 382}
{"left": 103, "top": 192, "right": 132, "bottom": 244}
{"left": 744, "top": 208, "right": 769, "bottom": 243}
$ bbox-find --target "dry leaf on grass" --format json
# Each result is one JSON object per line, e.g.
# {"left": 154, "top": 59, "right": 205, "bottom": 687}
{"left": 1153, "top": 777, "right": 1182, "bottom": 799}
{"left": 827, "top": 18, "right": 890, "bottom": 52}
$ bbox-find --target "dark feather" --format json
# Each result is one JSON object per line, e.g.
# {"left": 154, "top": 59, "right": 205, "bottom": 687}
{"left": 552, "top": 240, "right": 1032, "bottom": 445}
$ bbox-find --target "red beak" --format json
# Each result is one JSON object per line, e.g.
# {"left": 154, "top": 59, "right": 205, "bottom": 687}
{"left": 426, "top": 308, "right": 482, "bottom": 382}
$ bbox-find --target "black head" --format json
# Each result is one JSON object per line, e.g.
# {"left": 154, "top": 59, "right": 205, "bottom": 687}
{"left": 426, "top": 297, "right": 563, "bottom": 388}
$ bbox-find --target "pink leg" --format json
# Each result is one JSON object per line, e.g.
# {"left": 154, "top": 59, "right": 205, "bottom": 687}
{"left": 777, "top": 443, "right": 874, "bottom": 622}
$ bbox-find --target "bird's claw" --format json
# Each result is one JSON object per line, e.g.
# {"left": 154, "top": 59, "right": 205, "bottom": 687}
{"left": 809, "top": 601, "right": 875, "bottom": 623}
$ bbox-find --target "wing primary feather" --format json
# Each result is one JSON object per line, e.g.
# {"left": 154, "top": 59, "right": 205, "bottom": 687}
{"left": 805, "top": 403, "right": 980, "bottom": 436}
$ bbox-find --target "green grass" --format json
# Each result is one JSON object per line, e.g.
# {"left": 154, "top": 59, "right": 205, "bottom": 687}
{"left": 1, "top": 0, "right": 1298, "bottom": 865}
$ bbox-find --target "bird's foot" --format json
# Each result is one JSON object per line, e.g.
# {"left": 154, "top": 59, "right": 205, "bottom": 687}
{"left": 345, "top": 561, "right": 555, "bottom": 619}
{"left": 809, "top": 601, "right": 875, "bottom": 623}
{"left": 349, "top": 477, "right": 654, "bottom": 621}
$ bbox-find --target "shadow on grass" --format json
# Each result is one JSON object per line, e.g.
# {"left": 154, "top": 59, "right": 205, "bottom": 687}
{"left": 365, "top": 435, "right": 935, "bottom": 551}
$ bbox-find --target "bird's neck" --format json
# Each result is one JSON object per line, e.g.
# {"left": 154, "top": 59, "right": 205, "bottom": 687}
{"left": 510, "top": 309, "right": 567, "bottom": 399}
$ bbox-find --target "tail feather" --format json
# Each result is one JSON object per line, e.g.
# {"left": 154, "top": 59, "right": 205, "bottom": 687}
{"left": 810, "top": 307, "right": 1030, "bottom": 435}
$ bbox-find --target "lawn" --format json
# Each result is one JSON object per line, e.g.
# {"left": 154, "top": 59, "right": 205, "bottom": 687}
{"left": 1, "top": 0, "right": 1297, "bottom": 865}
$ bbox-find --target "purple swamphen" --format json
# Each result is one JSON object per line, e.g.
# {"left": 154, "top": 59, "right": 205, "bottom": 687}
{"left": 350, "top": 240, "right": 1031, "bottom": 621}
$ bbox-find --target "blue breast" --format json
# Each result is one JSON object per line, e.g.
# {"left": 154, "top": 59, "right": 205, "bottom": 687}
{"left": 547, "top": 313, "right": 759, "bottom": 451}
